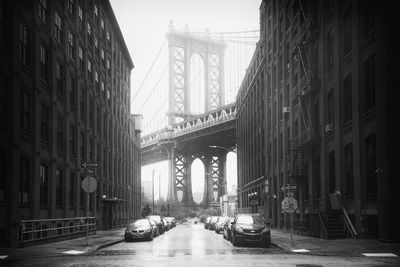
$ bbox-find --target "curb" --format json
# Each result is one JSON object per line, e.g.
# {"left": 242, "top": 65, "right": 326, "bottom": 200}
{"left": 87, "top": 238, "right": 125, "bottom": 254}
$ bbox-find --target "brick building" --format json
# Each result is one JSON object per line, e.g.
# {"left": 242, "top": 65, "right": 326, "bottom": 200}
{"left": 0, "top": 0, "right": 141, "bottom": 247}
{"left": 236, "top": 0, "right": 398, "bottom": 241}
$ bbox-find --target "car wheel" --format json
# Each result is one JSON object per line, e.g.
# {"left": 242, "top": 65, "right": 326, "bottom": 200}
{"left": 149, "top": 232, "right": 154, "bottom": 241}
{"left": 232, "top": 234, "right": 238, "bottom": 247}
{"left": 262, "top": 237, "right": 271, "bottom": 248}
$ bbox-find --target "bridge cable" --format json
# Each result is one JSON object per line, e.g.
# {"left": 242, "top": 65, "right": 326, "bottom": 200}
{"left": 131, "top": 39, "right": 167, "bottom": 103}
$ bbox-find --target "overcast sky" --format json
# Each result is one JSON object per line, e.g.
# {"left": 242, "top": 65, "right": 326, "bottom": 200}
{"left": 110, "top": 0, "right": 262, "bottom": 100}
{"left": 109, "top": 0, "right": 262, "bottom": 201}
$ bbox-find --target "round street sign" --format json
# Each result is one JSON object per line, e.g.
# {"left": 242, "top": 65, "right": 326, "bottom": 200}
{"left": 82, "top": 176, "right": 97, "bottom": 193}
{"left": 282, "top": 196, "right": 298, "bottom": 213}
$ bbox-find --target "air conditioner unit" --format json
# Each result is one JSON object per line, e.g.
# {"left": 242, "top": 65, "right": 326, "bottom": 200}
{"left": 325, "top": 123, "right": 333, "bottom": 132}
{"left": 282, "top": 107, "right": 290, "bottom": 114}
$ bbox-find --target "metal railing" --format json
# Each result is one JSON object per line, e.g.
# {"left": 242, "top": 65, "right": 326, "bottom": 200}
{"left": 19, "top": 217, "right": 96, "bottom": 244}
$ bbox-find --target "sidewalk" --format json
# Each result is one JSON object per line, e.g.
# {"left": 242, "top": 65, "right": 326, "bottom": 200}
{"left": 0, "top": 228, "right": 125, "bottom": 263}
{"left": 271, "top": 228, "right": 400, "bottom": 258}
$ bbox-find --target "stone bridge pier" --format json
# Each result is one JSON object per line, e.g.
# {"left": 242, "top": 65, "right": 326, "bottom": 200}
{"left": 160, "top": 144, "right": 229, "bottom": 207}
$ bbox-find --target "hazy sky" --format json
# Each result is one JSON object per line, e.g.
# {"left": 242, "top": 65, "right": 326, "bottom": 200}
{"left": 109, "top": 0, "right": 262, "bottom": 201}
{"left": 110, "top": 0, "right": 262, "bottom": 101}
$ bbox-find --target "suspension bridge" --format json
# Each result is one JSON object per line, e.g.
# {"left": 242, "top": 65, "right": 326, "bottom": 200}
{"left": 133, "top": 21, "right": 259, "bottom": 207}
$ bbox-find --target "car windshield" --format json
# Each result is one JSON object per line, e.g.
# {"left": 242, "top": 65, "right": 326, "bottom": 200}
{"left": 147, "top": 216, "right": 161, "bottom": 223}
{"left": 210, "top": 216, "right": 218, "bottom": 222}
{"left": 132, "top": 219, "right": 150, "bottom": 227}
{"left": 236, "top": 215, "right": 265, "bottom": 225}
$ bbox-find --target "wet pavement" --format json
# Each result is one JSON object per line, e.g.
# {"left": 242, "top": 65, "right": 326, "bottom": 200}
{"left": 1, "top": 218, "right": 399, "bottom": 266}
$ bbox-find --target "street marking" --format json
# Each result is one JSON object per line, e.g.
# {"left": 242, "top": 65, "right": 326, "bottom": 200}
{"left": 292, "top": 249, "right": 310, "bottom": 253}
{"left": 362, "top": 253, "right": 398, "bottom": 257}
{"left": 63, "top": 250, "right": 85, "bottom": 255}
{"left": 0, "top": 255, "right": 8, "bottom": 259}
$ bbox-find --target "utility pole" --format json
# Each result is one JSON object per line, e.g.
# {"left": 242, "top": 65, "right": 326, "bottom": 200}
{"left": 152, "top": 169, "right": 155, "bottom": 214}
{"left": 159, "top": 173, "right": 161, "bottom": 213}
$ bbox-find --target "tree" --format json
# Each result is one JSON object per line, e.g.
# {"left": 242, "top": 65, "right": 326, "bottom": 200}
{"left": 141, "top": 203, "right": 152, "bottom": 218}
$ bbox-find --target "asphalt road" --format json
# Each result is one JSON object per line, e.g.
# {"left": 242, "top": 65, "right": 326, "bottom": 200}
{"left": 3, "top": 220, "right": 399, "bottom": 266}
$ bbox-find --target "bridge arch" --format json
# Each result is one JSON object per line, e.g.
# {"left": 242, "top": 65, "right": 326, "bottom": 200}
{"left": 191, "top": 158, "right": 205, "bottom": 204}
{"left": 166, "top": 22, "right": 226, "bottom": 125}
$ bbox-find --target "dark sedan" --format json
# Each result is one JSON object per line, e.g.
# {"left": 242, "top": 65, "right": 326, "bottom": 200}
{"left": 146, "top": 215, "right": 164, "bottom": 235}
{"left": 204, "top": 216, "right": 211, "bottom": 229}
{"left": 230, "top": 214, "right": 271, "bottom": 247}
{"left": 222, "top": 217, "right": 234, "bottom": 240}
{"left": 208, "top": 216, "right": 219, "bottom": 231}
{"left": 124, "top": 219, "right": 155, "bottom": 241}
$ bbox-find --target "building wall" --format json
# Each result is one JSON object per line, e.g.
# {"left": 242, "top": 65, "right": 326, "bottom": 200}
{"left": 0, "top": 0, "right": 141, "bottom": 247}
{"left": 236, "top": 0, "right": 398, "bottom": 241}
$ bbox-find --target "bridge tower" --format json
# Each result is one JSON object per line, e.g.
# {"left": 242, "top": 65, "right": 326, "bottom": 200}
{"left": 163, "top": 22, "right": 228, "bottom": 206}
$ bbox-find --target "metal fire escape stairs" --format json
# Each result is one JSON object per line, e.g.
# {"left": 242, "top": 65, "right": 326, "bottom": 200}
{"left": 289, "top": 0, "right": 314, "bottom": 181}
{"left": 297, "top": 1, "right": 357, "bottom": 239}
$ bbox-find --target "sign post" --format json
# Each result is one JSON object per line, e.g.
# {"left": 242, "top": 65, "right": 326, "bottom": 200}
{"left": 281, "top": 184, "right": 297, "bottom": 244}
{"left": 81, "top": 161, "right": 98, "bottom": 246}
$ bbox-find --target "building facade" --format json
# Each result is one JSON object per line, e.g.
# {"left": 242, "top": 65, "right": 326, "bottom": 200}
{"left": 236, "top": 0, "right": 398, "bottom": 241}
{"left": 0, "top": 0, "right": 141, "bottom": 247}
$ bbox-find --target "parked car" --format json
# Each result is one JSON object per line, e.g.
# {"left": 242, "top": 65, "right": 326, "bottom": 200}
{"left": 162, "top": 217, "right": 170, "bottom": 231}
{"left": 164, "top": 217, "right": 176, "bottom": 228}
{"left": 146, "top": 215, "right": 164, "bottom": 235}
{"left": 148, "top": 219, "right": 159, "bottom": 237}
{"left": 204, "top": 216, "right": 211, "bottom": 229}
{"left": 208, "top": 216, "right": 219, "bottom": 231}
{"left": 223, "top": 217, "right": 234, "bottom": 240}
{"left": 230, "top": 214, "right": 271, "bottom": 247}
{"left": 124, "top": 219, "right": 155, "bottom": 241}
{"left": 215, "top": 216, "right": 229, "bottom": 234}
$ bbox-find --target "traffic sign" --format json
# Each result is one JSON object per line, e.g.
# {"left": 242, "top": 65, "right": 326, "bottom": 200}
{"left": 82, "top": 176, "right": 97, "bottom": 193}
{"left": 81, "top": 161, "right": 99, "bottom": 168}
{"left": 280, "top": 184, "right": 297, "bottom": 191}
{"left": 281, "top": 197, "right": 298, "bottom": 213}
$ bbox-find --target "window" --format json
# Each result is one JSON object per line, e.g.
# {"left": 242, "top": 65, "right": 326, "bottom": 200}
{"left": 326, "top": 29, "right": 334, "bottom": 72}
{"left": 0, "top": 0, "right": 4, "bottom": 43}
{"left": 364, "top": 134, "right": 377, "bottom": 200}
{"left": 54, "top": 11, "right": 62, "bottom": 42}
{"left": 70, "top": 78, "right": 77, "bottom": 107}
{"left": 78, "top": 46, "right": 83, "bottom": 71}
{"left": 40, "top": 44, "right": 48, "bottom": 82}
{"left": 39, "top": 163, "right": 48, "bottom": 206}
{"left": 80, "top": 130, "right": 85, "bottom": 159}
{"left": 57, "top": 114, "right": 64, "bottom": 151}
{"left": 343, "top": 74, "right": 352, "bottom": 123}
{"left": 21, "top": 91, "right": 31, "bottom": 132}
{"left": 363, "top": 0, "right": 374, "bottom": 35}
{"left": 327, "top": 89, "right": 334, "bottom": 126}
{"left": 94, "top": 71, "right": 99, "bottom": 90}
{"left": 69, "top": 172, "right": 75, "bottom": 206}
{"left": 363, "top": 55, "right": 375, "bottom": 112}
{"left": 344, "top": 144, "right": 354, "bottom": 198}
{"left": 0, "top": 76, "right": 6, "bottom": 126}
{"left": 78, "top": 5, "right": 83, "bottom": 31}
{"left": 19, "top": 23, "right": 29, "bottom": 66}
{"left": 38, "top": 0, "right": 47, "bottom": 24}
{"left": 328, "top": 151, "right": 335, "bottom": 194}
{"left": 80, "top": 89, "right": 86, "bottom": 117}
{"left": 56, "top": 62, "right": 64, "bottom": 98}
{"left": 70, "top": 124, "right": 76, "bottom": 157}
{"left": 343, "top": 7, "right": 352, "bottom": 55}
{"left": 19, "top": 157, "right": 30, "bottom": 204}
{"left": 67, "top": 30, "right": 73, "bottom": 58}
{"left": 56, "top": 168, "right": 62, "bottom": 206}
{"left": 40, "top": 103, "right": 49, "bottom": 143}
{"left": 87, "top": 22, "right": 92, "bottom": 45}
{"left": 87, "top": 60, "right": 92, "bottom": 82}
{"left": 0, "top": 152, "right": 5, "bottom": 202}
{"left": 67, "top": 0, "right": 74, "bottom": 15}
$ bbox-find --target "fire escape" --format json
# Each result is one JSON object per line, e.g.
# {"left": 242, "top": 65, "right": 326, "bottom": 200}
{"left": 289, "top": 0, "right": 316, "bottom": 181}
